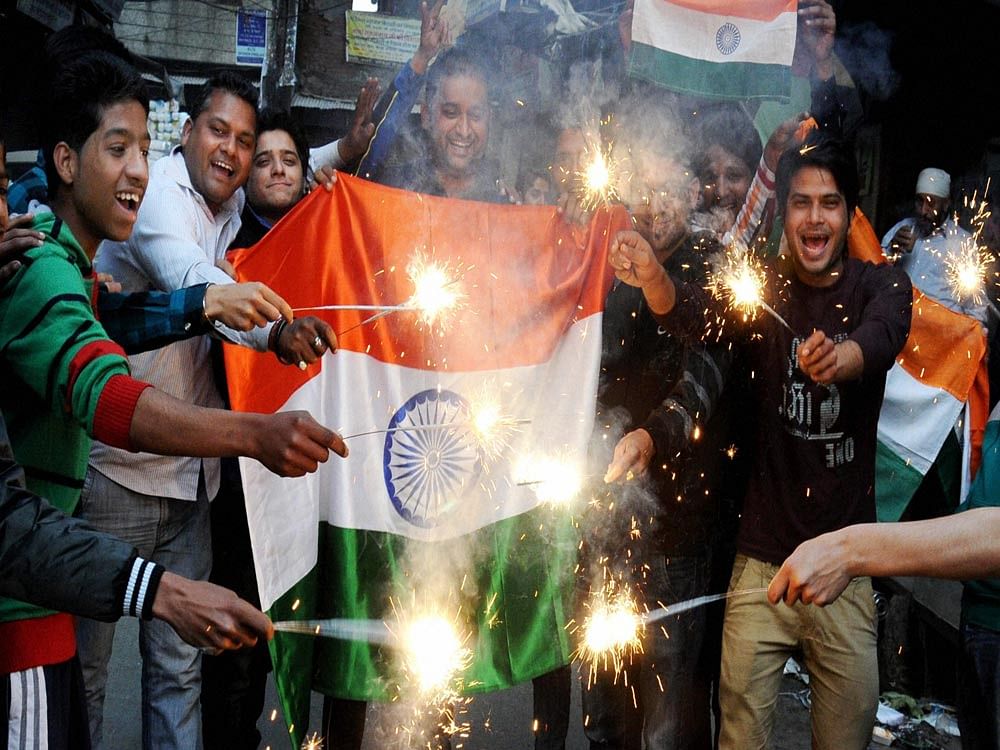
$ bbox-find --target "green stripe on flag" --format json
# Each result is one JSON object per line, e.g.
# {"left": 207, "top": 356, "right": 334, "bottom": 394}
{"left": 269, "top": 505, "right": 578, "bottom": 746}
{"left": 628, "top": 41, "right": 791, "bottom": 101}
{"left": 267, "top": 571, "right": 321, "bottom": 748}
{"left": 875, "top": 440, "right": 925, "bottom": 522}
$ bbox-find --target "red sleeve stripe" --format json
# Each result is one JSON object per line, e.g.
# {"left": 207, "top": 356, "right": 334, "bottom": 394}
{"left": 66, "top": 339, "right": 128, "bottom": 404}
{"left": 93, "top": 374, "right": 153, "bottom": 450}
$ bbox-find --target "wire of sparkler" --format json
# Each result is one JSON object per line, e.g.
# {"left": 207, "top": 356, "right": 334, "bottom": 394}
{"left": 342, "top": 418, "right": 532, "bottom": 441}
{"left": 273, "top": 618, "right": 394, "bottom": 645}
{"left": 335, "top": 308, "right": 397, "bottom": 336}
{"left": 759, "top": 300, "right": 795, "bottom": 334}
{"left": 292, "top": 304, "right": 413, "bottom": 313}
{"left": 643, "top": 587, "right": 769, "bottom": 624}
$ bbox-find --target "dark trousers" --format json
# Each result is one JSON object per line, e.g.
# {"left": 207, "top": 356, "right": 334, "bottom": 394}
{"left": 958, "top": 619, "right": 1000, "bottom": 750}
{"left": 581, "top": 555, "right": 712, "bottom": 750}
{"left": 201, "top": 458, "right": 271, "bottom": 750}
{"left": 320, "top": 666, "right": 571, "bottom": 750}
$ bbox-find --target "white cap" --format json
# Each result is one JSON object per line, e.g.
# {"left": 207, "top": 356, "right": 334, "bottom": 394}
{"left": 915, "top": 168, "right": 950, "bottom": 199}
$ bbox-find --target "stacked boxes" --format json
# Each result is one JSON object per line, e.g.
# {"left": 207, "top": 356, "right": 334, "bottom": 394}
{"left": 148, "top": 100, "right": 188, "bottom": 162}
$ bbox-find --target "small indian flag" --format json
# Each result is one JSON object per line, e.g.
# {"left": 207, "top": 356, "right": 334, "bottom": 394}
{"left": 225, "top": 174, "right": 628, "bottom": 746}
{"left": 629, "top": 0, "right": 798, "bottom": 100}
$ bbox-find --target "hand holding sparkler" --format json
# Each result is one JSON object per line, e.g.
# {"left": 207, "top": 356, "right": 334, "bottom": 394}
{"left": 603, "top": 428, "right": 654, "bottom": 483}
{"left": 608, "top": 230, "right": 676, "bottom": 315}
{"left": 796, "top": 329, "right": 863, "bottom": 385}
{"left": 271, "top": 316, "right": 337, "bottom": 370}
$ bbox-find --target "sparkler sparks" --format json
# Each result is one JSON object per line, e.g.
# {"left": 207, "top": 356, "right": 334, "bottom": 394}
{"left": 464, "top": 392, "right": 527, "bottom": 461}
{"left": 946, "top": 194, "right": 996, "bottom": 306}
{"left": 406, "top": 254, "right": 465, "bottom": 327}
{"left": 400, "top": 615, "right": 470, "bottom": 695}
{"left": 513, "top": 455, "right": 585, "bottom": 505}
{"left": 573, "top": 580, "right": 643, "bottom": 686}
{"left": 708, "top": 243, "right": 793, "bottom": 333}
{"left": 946, "top": 240, "right": 993, "bottom": 305}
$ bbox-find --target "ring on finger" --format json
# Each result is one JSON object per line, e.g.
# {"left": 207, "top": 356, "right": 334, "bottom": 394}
{"left": 313, "top": 336, "right": 323, "bottom": 349}
{"left": 298, "top": 361, "right": 307, "bottom": 371}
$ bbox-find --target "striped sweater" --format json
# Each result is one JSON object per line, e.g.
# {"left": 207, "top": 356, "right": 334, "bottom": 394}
{"left": 0, "top": 212, "right": 151, "bottom": 672}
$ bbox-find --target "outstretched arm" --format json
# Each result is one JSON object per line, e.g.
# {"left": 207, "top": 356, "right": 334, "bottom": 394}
{"left": 127, "top": 386, "right": 348, "bottom": 478}
{"left": 768, "top": 508, "right": 1000, "bottom": 606}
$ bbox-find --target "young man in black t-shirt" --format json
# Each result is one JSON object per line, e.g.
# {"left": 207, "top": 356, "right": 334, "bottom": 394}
{"left": 607, "top": 131, "right": 912, "bottom": 750}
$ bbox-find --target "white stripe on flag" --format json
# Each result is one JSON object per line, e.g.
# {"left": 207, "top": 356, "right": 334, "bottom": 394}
{"left": 243, "top": 315, "right": 603, "bottom": 611}
{"left": 632, "top": 0, "right": 796, "bottom": 65}
{"left": 877, "top": 363, "right": 964, "bottom": 476}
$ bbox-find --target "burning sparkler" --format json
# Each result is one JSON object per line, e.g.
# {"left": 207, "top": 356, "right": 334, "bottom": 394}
{"left": 463, "top": 390, "right": 527, "bottom": 461}
{"left": 709, "top": 243, "right": 793, "bottom": 333}
{"left": 399, "top": 615, "right": 470, "bottom": 695}
{"left": 946, "top": 193, "right": 996, "bottom": 306}
{"left": 513, "top": 454, "right": 585, "bottom": 505}
{"left": 405, "top": 254, "right": 464, "bottom": 327}
{"left": 576, "top": 147, "right": 621, "bottom": 210}
{"left": 573, "top": 580, "right": 643, "bottom": 686}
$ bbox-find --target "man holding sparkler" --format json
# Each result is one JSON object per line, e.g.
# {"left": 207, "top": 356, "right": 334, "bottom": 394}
{"left": 582, "top": 107, "right": 727, "bottom": 750}
{"left": 882, "top": 167, "right": 986, "bottom": 323}
{"left": 78, "top": 69, "right": 360, "bottom": 750}
{"left": 608, "top": 131, "right": 912, "bottom": 750}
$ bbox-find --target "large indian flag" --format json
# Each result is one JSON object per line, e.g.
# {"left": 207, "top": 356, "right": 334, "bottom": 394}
{"left": 628, "top": 0, "right": 798, "bottom": 100}
{"left": 225, "top": 174, "right": 626, "bottom": 745}
{"left": 847, "top": 211, "right": 988, "bottom": 522}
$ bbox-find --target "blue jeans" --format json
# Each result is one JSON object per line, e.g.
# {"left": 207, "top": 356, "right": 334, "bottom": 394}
{"left": 958, "top": 619, "right": 1000, "bottom": 750}
{"left": 75, "top": 467, "right": 212, "bottom": 750}
{"left": 581, "top": 555, "right": 711, "bottom": 750}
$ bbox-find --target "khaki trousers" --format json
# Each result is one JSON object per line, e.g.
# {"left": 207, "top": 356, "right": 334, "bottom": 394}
{"left": 719, "top": 554, "right": 878, "bottom": 750}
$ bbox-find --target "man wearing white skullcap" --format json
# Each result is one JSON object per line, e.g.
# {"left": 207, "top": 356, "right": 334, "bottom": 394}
{"left": 881, "top": 167, "right": 986, "bottom": 322}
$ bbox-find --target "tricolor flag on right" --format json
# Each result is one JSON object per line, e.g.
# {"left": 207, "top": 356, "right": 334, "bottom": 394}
{"left": 628, "top": 0, "right": 798, "bottom": 100}
{"left": 847, "top": 211, "right": 989, "bottom": 522}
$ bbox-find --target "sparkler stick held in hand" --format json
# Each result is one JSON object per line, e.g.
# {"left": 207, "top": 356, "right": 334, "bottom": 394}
{"left": 341, "top": 417, "right": 531, "bottom": 442}
{"left": 709, "top": 242, "right": 794, "bottom": 333}
{"left": 273, "top": 618, "right": 394, "bottom": 645}
{"left": 642, "top": 587, "right": 769, "bottom": 624}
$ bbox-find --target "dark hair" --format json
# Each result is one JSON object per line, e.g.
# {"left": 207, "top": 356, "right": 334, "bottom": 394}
{"left": 692, "top": 105, "right": 762, "bottom": 178}
{"left": 41, "top": 51, "right": 149, "bottom": 191}
{"left": 775, "top": 130, "right": 859, "bottom": 218}
{"left": 188, "top": 70, "right": 258, "bottom": 123}
{"left": 425, "top": 47, "right": 491, "bottom": 107}
{"left": 256, "top": 108, "right": 310, "bottom": 175}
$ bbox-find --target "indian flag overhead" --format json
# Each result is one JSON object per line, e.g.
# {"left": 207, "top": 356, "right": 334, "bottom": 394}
{"left": 847, "top": 211, "right": 988, "bottom": 522}
{"left": 629, "top": 0, "right": 798, "bottom": 100}
{"left": 225, "top": 174, "right": 626, "bottom": 745}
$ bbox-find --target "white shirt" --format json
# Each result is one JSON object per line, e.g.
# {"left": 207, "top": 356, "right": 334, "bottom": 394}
{"left": 881, "top": 217, "right": 987, "bottom": 324}
{"left": 90, "top": 150, "right": 268, "bottom": 501}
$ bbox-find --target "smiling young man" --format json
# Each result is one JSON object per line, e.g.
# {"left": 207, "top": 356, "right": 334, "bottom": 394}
{"left": 608, "top": 131, "right": 912, "bottom": 750}
{"left": 80, "top": 71, "right": 347, "bottom": 750}
{"left": 229, "top": 108, "right": 310, "bottom": 249}
{"left": 0, "top": 51, "right": 347, "bottom": 750}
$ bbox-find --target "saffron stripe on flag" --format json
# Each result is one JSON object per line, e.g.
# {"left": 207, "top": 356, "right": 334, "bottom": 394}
{"left": 659, "top": 0, "right": 797, "bottom": 22}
